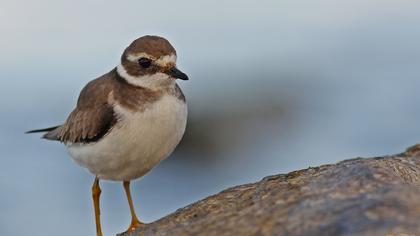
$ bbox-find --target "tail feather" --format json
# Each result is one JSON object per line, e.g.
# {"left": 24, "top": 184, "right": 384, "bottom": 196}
{"left": 26, "top": 125, "right": 62, "bottom": 141}
{"left": 26, "top": 126, "right": 60, "bottom": 134}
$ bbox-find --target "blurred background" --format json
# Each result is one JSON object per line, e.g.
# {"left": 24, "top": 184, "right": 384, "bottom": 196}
{"left": 1, "top": 0, "right": 420, "bottom": 235}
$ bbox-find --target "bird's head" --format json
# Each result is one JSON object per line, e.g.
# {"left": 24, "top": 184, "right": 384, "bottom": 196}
{"left": 117, "top": 35, "right": 189, "bottom": 89}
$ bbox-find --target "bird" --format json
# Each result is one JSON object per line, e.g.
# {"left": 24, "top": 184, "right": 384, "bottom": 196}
{"left": 27, "top": 35, "right": 189, "bottom": 236}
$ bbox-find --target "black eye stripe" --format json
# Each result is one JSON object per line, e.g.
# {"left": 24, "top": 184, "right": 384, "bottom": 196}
{"left": 138, "top": 57, "right": 152, "bottom": 68}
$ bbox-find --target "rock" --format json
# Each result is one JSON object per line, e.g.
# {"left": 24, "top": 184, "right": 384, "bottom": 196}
{"left": 119, "top": 145, "right": 420, "bottom": 236}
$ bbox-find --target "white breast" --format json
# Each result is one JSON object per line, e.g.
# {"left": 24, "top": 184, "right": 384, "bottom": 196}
{"left": 66, "top": 95, "right": 187, "bottom": 181}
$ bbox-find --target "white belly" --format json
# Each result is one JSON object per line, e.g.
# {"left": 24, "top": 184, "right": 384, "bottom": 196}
{"left": 66, "top": 95, "right": 187, "bottom": 181}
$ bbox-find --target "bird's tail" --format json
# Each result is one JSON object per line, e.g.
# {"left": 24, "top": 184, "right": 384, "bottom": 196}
{"left": 26, "top": 125, "right": 62, "bottom": 141}
{"left": 26, "top": 126, "right": 60, "bottom": 134}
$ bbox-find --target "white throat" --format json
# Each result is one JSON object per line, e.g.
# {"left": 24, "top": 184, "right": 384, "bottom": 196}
{"left": 117, "top": 65, "right": 175, "bottom": 90}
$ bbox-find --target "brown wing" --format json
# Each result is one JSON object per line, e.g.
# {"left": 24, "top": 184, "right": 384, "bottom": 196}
{"left": 51, "top": 72, "right": 117, "bottom": 144}
{"left": 57, "top": 104, "right": 116, "bottom": 143}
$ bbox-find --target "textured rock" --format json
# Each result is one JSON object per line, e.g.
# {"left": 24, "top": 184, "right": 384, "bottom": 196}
{"left": 119, "top": 145, "right": 420, "bottom": 236}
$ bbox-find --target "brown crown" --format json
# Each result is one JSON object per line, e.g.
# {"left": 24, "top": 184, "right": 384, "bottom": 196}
{"left": 122, "top": 35, "right": 176, "bottom": 59}
{"left": 121, "top": 35, "right": 177, "bottom": 76}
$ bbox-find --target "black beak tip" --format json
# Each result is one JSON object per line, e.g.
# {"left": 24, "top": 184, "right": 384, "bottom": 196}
{"left": 180, "top": 74, "right": 189, "bottom": 80}
{"left": 168, "top": 67, "right": 189, "bottom": 81}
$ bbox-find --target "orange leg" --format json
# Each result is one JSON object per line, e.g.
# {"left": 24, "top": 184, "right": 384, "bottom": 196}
{"left": 123, "top": 181, "right": 144, "bottom": 232}
{"left": 92, "top": 177, "right": 103, "bottom": 236}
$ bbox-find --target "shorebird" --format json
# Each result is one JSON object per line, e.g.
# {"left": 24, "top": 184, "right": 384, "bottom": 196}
{"left": 27, "top": 35, "right": 188, "bottom": 236}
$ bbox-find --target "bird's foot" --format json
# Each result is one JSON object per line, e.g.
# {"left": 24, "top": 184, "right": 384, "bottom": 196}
{"left": 125, "top": 219, "right": 145, "bottom": 233}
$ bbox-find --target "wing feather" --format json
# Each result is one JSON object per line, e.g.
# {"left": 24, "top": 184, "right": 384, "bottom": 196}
{"left": 58, "top": 104, "right": 116, "bottom": 143}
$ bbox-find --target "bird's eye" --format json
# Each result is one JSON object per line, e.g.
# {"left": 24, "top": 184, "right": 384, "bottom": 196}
{"left": 138, "top": 57, "right": 151, "bottom": 68}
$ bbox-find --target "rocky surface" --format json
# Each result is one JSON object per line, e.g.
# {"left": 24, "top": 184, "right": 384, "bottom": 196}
{"left": 119, "top": 145, "right": 420, "bottom": 236}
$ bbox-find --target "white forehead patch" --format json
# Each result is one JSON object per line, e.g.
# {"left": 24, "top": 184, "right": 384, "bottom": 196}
{"left": 156, "top": 54, "right": 177, "bottom": 66}
{"left": 126, "top": 53, "right": 177, "bottom": 66}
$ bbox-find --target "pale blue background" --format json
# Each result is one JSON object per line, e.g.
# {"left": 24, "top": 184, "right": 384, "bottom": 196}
{"left": 1, "top": 0, "right": 420, "bottom": 235}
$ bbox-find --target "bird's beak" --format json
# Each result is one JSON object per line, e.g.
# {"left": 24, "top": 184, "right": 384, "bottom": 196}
{"left": 167, "top": 67, "right": 189, "bottom": 80}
